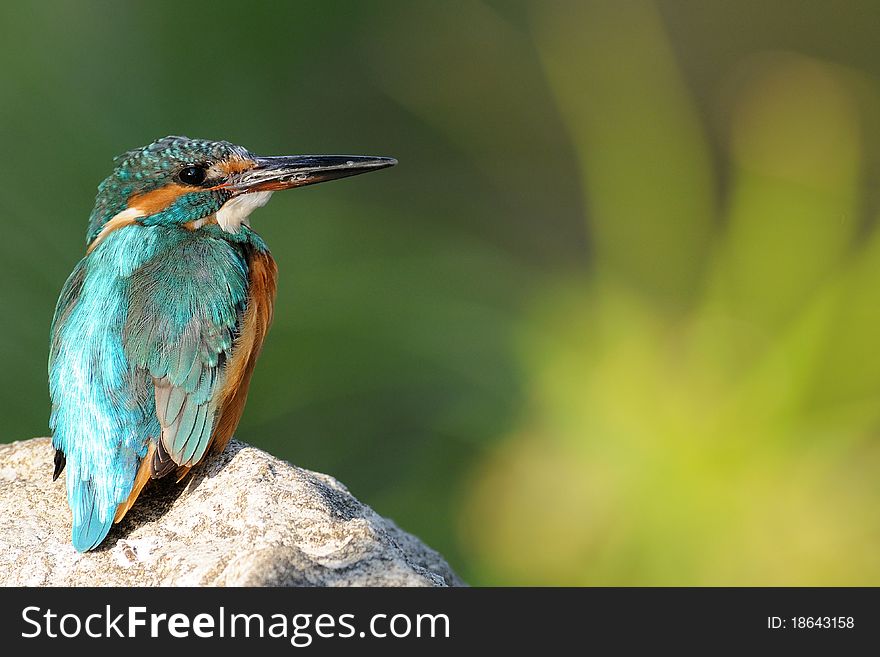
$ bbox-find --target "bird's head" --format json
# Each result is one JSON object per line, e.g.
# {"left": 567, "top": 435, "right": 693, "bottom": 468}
{"left": 86, "top": 136, "right": 396, "bottom": 248}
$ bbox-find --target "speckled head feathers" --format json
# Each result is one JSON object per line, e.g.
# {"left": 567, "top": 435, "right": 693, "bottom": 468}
{"left": 87, "top": 136, "right": 254, "bottom": 244}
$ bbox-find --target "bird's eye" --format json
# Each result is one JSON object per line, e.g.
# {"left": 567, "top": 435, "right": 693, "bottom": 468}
{"left": 177, "top": 165, "right": 208, "bottom": 186}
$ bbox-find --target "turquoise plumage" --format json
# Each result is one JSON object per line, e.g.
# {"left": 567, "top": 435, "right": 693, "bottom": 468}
{"left": 49, "top": 136, "right": 395, "bottom": 551}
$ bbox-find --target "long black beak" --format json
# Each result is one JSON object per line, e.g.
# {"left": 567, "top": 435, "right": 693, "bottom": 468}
{"left": 232, "top": 155, "right": 397, "bottom": 193}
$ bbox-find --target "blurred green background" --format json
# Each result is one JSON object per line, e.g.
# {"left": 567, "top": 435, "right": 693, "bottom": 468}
{"left": 3, "top": 0, "right": 880, "bottom": 585}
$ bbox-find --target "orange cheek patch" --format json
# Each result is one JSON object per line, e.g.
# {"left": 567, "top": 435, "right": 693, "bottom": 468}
{"left": 219, "top": 157, "right": 256, "bottom": 176}
{"left": 128, "top": 183, "right": 190, "bottom": 215}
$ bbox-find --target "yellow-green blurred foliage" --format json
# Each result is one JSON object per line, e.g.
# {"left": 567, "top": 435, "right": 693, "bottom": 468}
{"left": 2, "top": 0, "right": 880, "bottom": 584}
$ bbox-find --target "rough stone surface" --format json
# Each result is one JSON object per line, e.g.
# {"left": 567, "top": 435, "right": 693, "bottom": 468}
{"left": 0, "top": 437, "right": 463, "bottom": 587}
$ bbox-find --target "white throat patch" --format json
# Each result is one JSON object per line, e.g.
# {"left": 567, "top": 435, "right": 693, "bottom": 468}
{"left": 216, "top": 191, "right": 274, "bottom": 233}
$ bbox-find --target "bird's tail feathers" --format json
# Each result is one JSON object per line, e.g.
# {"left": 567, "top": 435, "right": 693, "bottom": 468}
{"left": 70, "top": 479, "right": 114, "bottom": 552}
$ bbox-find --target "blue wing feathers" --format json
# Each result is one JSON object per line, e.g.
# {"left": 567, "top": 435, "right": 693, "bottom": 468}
{"left": 164, "top": 386, "right": 187, "bottom": 425}
{"left": 124, "top": 232, "right": 249, "bottom": 468}
{"left": 180, "top": 403, "right": 212, "bottom": 465}
{"left": 171, "top": 402, "right": 199, "bottom": 458}
{"left": 50, "top": 224, "right": 251, "bottom": 551}
{"left": 50, "top": 229, "right": 157, "bottom": 551}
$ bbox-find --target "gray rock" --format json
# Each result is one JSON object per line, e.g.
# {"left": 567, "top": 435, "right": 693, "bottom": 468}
{"left": 0, "top": 437, "right": 463, "bottom": 587}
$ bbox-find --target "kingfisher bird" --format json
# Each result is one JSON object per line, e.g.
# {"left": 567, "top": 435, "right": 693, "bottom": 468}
{"left": 49, "top": 136, "right": 395, "bottom": 552}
